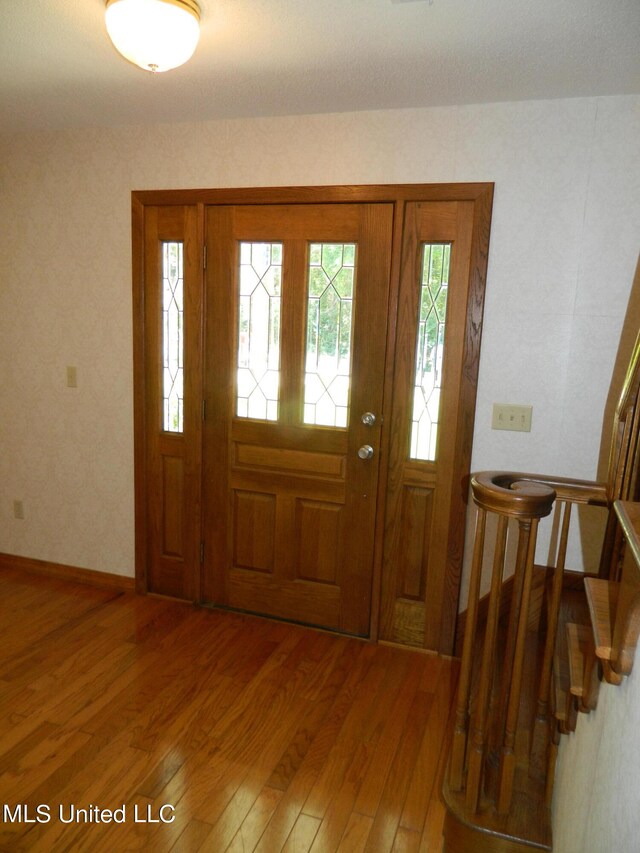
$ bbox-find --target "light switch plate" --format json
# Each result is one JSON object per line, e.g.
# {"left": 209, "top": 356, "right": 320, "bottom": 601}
{"left": 492, "top": 404, "right": 532, "bottom": 432}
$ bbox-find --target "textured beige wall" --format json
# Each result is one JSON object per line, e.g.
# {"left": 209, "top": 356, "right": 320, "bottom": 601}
{"left": 0, "top": 96, "right": 638, "bottom": 578}
{"left": 553, "top": 666, "right": 640, "bottom": 852}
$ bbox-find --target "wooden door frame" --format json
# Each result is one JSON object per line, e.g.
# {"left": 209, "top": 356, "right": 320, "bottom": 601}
{"left": 132, "top": 183, "right": 494, "bottom": 653}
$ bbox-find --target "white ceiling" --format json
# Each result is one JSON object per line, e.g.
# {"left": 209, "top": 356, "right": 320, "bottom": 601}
{"left": 1, "top": 0, "right": 639, "bottom": 134}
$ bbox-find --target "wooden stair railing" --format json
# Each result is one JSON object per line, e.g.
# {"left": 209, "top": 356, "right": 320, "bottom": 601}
{"left": 443, "top": 474, "right": 604, "bottom": 852}
{"left": 450, "top": 473, "right": 555, "bottom": 816}
{"left": 585, "top": 501, "right": 640, "bottom": 682}
{"left": 547, "top": 499, "right": 640, "bottom": 812}
{"left": 442, "top": 332, "right": 640, "bottom": 852}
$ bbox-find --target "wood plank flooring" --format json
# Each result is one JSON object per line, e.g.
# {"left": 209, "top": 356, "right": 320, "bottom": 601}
{"left": 0, "top": 566, "right": 458, "bottom": 852}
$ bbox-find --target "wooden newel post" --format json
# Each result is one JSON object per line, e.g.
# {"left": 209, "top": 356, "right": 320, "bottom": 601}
{"left": 450, "top": 472, "right": 555, "bottom": 815}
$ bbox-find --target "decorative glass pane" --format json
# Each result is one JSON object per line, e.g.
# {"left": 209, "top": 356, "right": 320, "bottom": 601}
{"left": 304, "top": 243, "right": 356, "bottom": 427}
{"left": 237, "top": 242, "right": 282, "bottom": 421}
{"left": 162, "top": 241, "right": 184, "bottom": 433}
{"left": 410, "top": 243, "right": 451, "bottom": 461}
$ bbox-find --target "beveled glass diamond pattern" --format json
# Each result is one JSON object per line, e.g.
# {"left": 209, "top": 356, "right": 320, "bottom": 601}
{"left": 410, "top": 243, "right": 451, "bottom": 461}
{"left": 236, "top": 242, "right": 282, "bottom": 421}
{"left": 162, "top": 241, "right": 184, "bottom": 433}
{"left": 304, "top": 243, "right": 356, "bottom": 428}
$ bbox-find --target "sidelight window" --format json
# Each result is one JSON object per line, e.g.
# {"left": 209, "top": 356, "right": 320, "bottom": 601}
{"left": 409, "top": 243, "right": 451, "bottom": 461}
{"left": 162, "top": 241, "right": 184, "bottom": 433}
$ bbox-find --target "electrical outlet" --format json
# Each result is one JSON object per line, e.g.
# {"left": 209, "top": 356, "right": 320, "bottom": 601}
{"left": 13, "top": 500, "right": 24, "bottom": 519}
{"left": 492, "top": 404, "right": 533, "bottom": 432}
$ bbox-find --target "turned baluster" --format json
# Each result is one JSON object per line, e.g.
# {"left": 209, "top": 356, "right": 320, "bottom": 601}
{"left": 530, "top": 499, "right": 572, "bottom": 776}
{"left": 489, "top": 511, "right": 534, "bottom": 762}
{"left": 449, "top": 506, "right": 486, "bottom": 791}
{"left": 452, "top": 472, "right": 555, "bottom": 814}
{"left": 465, "top": 513, "right": 508, "bottom": 811}
{"left": 496, "top": 514, "right": 540, "bottom": 813}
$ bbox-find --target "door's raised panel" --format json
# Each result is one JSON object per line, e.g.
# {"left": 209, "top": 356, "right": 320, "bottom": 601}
{"left": 231, "top": 204, "right": 361, "bottom": 240}
{"left": 393, "top": 600, "right": 427, "bottom": 647}
{"left": 416, "top": 202, "right": 459, "bottom": 240}
{"left": 397, "top": 485, "right": 434, "bottom": 601}
{"left": 295, "top": 499, "right": 343, "bottom": 585}
{"left": 231, "top": 470, "right": 345, "bottom": 503}
{"left": 232, "top": 420, "right": 348, "bottom": 454}
{"left": 162, "top": 455, "right": 184, "bottom": 557}
{"left": 232, "top": 490, "right": 276, "bottom": 573}
{"left": 234, "top": 443, "right": 346, "bottom": 479}
{"left": 226, "top": 569, "right": 341, "bottom": 627}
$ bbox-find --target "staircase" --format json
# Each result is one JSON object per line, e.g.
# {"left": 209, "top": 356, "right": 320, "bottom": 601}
{"left": 441, "top": 488, "right": 640, "bottom": 853}
{"left": 441, "top": 331, "right": 640, "bottom": 852}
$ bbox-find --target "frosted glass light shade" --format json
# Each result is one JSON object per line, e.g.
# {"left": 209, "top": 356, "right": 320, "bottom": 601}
{"left": 105, "top": 0, "right": 201, "bottom": 73}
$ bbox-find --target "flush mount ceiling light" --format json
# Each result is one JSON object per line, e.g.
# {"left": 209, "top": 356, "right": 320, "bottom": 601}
{"left": 105, "top": 0, "right": 201, "bottom": 73}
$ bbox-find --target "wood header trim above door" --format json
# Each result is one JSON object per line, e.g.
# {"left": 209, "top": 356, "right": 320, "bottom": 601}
{"left": 132, "top": 183, "right": 494, "bottom": 208}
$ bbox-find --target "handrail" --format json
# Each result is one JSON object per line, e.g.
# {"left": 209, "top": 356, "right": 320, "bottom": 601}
{"left": 616, "top": 500, "right": 640, "bottom": 572}
{"left": 605, "top": 501, "right": 640, "bottom": 676}
{"left": 471, "top": 472, "right": 556, "bottom": 518}
{"left": 472, "top": 470, "right": 607, "bottom": 510}
{"left": 616, "top": 334, "right": 640, "bottom": 419}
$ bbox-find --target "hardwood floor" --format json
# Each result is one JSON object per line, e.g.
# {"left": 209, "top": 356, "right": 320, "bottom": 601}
{"left": 0, "top": 566, "right": 458, "bottom": 852}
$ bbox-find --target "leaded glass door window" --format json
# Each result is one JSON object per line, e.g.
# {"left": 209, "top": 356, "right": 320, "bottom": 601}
{"left": 304, "top": 243, "right": 356, "bottom": 428}
{"left": 410, "top": 243, "right": 451, "bottom": 461}
{"left": 236, "top": 242, "right": 282, "bottom": 420}
{"left": 234, "top": 239, "right": 358, "bottom": 430}
{"left": 162, "top": 241, "right": 184, "bottom": 433}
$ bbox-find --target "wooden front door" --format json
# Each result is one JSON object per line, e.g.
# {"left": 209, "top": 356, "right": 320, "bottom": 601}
{"left": 133, "top": 184, "right": 493, "bottom": 652}
{"left": 201, "top": 204, "right": 393, "bottom": 635}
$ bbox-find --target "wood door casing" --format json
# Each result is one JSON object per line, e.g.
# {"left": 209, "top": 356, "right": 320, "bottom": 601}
{"left": 202, "top": 204, "right": 393, "bottom": 635}
{"left": 133, "top": 184, "right": 494, "bottom": 652}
